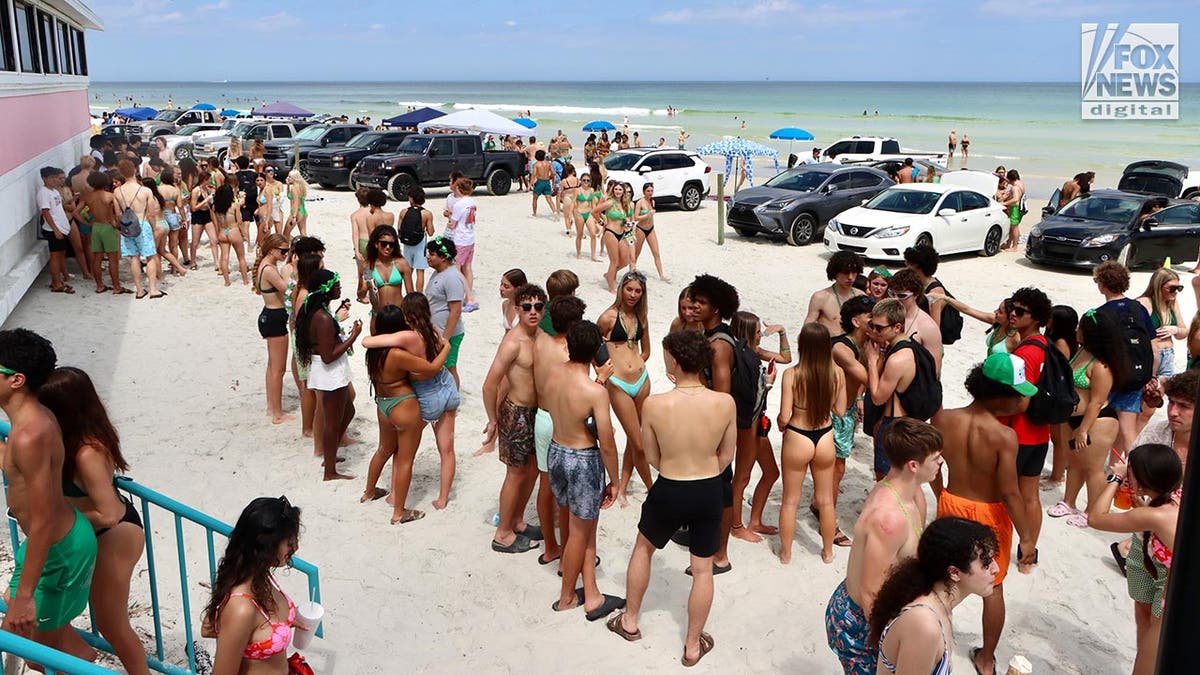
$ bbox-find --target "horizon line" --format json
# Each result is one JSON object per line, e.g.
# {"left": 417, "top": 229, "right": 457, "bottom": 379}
{"left": 90, "top": 79, "right": 1199, "bottom": 85}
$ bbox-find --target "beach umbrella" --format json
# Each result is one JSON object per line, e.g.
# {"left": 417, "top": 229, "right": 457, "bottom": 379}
{"left": 513, "top": 117, "right": 537, "bottom": 129}
{"left": 382, "top": 106, "right": 444, "bottom": 128}
{"left": 769, "top": 127, "right": 815, "bottom": 156}
{"left": 219, "top": 108, "right": 241, "bottom": 117}
{"left": 417, "top": 109, "right": 531, "bottom": 136}
{"left": 193, "top": 102, "right": 216, "bottom": 111}
{"left": 114, "top": 106, "right": 158, "bottom": 121}
{"left": 582, "top": 120, "right": 616, "bottom": 132}
{"left": 251, "top": 101, "right": 314, "bottom": 118}
{"left": 695, "top": 138, "right": 781, "bottom": 187}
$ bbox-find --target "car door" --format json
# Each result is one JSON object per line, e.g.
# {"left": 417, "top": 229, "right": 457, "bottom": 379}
{"left": 635, "top": 154, "right": 668, "bottom": 193}
{"left": 956, "top": 190, "right": 994, "bottom": 251}
{"left": 841, "top": 171, "right": 884, "bottom": 219}
{"left": 427, "top": 137, "right": 456, "bottom": 180}
{"left": 454, "top": 137, "right": 483, "bottom": 178}
{"left": 824, "top": 172, "right": 857, "bottom": 215}
{"left": 1131, "top": 203, "right": 1200, "bottom": 265}
{"left": 934, "top": 191, "right": 964, "bottom": 249}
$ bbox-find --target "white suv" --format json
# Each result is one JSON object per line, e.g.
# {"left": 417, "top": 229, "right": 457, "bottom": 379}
{"left": 602, "top": 149, "right": 711, "bottom": 211}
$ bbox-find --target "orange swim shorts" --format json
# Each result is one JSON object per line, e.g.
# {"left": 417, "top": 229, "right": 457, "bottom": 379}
{"left": 936, "top": 490, "right": 1013, "bottom": 585}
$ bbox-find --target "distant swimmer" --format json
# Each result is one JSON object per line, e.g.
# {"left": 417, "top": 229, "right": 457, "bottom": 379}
{"left": 948, "top": 129, "right": 957, "bottom": 159}
{"left": 961, "top": 133, "right": 971, "bottom": 159}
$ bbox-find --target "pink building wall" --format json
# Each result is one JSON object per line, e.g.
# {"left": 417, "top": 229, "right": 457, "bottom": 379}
{"left": 0, "top": 89, "right": 90, "bottom": 173}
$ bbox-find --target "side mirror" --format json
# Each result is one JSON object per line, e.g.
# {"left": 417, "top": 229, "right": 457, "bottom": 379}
{"left": 1041, "top": 206, "right": 1055, "bottom": 216}
{"left": 861, "top": 198, "right": 870, "bottom": 205}
{"left": 428, "top": 147, "right": 438, "bottom": 157}
{"left": 638, "top": 165, "right": 652, "bottom": 173}
{"left": 824, "top": 184, "right": 838, "bottom": 193}
{"left": 937, "top": 208, "right": 957, "bottom": 217}
{"left": 1143, "top": 217, "right": 1159, "bottom": 230}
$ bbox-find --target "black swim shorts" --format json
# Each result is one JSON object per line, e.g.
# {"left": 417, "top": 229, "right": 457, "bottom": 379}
{"left": 638, "top": 474, "right": 725, "bottom": 558}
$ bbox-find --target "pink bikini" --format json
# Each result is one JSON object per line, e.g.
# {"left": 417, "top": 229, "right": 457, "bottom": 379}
{"left": 219, "top": 576, "right": 296, "bottom": 659}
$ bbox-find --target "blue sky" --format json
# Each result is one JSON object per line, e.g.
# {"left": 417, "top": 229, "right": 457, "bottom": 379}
{"left": 88, "top": 0, "right": 1199, "bottom": 81}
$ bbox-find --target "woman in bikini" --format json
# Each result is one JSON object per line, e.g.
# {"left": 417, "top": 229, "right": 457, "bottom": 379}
{"left": 141, "top": 177, "right": 186, "bottom": 278}
{"left": 939, "top": 295, "right": 1021, "bottom": 357}
{"left": 291, "top": 247, "right": 326, "bottom": 441}
{"left": 351, "top": 187, "right": 373, "bottom": 302}
{"left": 558, "top": 162, "right": 580, "bottom": 238}
{"left": 401, "top": 293, "right": 460, "bottom": 510}
{"left": 362, "top": 305, "right": 450, "bottom": 522}
{"left": 39, "top": 368, "right": 149, "bottom": 675}
{"left": 574, "top": 167, "right": 601, "bottom": 261}
{"left": 158, "top": 169, "right": 188, "bottom": 275}
{"left": 1138, "top": 268, "right": 1185, "bottom": 427}
{"left": 286, "top": 170, "right": 309, "bottom": 237}
{"left": 190, "top": 170, "right": 220, "bottom": 271}
{"left": 665, "top": 286, "right": 702, "bottom": 383}
{"left": 264, "top": 167, "right": 287, "bottom": 235}
{"left": 248, "top": 138, "right": 265, "bottom": 163}
{"left": 594, "top": 181, "right": 634, "bottom": 293}
{"left": 254, "top": 233, "right": 295, "bottom": 425}
{"left": 633, "top": 183, "right": 667, "bottom": 281}
{"left": 253, "top": 173, "right": 272, "bottom": 245}
{"left": 1047, "top": 309, "right": 1128, "bottom": 527}
{"left": 499, "top": 268, "right": 527, "bottom": 332}
{"left": 778, "top": 322, "right": 845, "bottom": 564}
{"left": 202, "top": 496, "right": 303, "bottom": 675}
{"left": 213, "top": 181, "right": 248, "bottom": 286}
{"left": 597, "top": 271, "right": 653, "bottom": 506}
{"left": 1086, "top": 443, "right": 1180, "bottom": 675}
{"left": 732, "top": 311, "right": 789, "bottom": 539}
{"left": 365, "top": 224, "right": 413, "bottom": 333}
{"left": 869, "top": 517, "right": 999, "bottom": 675}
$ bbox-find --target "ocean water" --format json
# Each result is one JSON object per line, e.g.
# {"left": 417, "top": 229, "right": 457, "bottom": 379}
{"left": 89, "top": 81, "right": 1200, "bottom": 197}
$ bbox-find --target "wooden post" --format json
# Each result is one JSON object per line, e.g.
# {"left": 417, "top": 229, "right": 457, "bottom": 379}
{"left": 716, "top": 172, "right": 726, "bottom": 246}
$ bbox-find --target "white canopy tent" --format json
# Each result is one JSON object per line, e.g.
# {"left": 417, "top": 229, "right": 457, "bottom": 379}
{"left": 416, "top": 108, "right": 532, "bottom": 136}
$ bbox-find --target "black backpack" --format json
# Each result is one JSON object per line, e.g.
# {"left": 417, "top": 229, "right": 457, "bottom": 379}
{"left": 864, "top": 337, "right": 942, "bottom": 435}
{"left": 917, "top": 280, "right": 964, "bottom": 345}
{"left": 399, "top": 206, "right": 425, "bottom": 246}
{"left": 1019, "top": 336, "right": 1079, "bottom": 425}
{"left": 709, "top": 329, "right": 766, "bottom": 429}
{"left": 1099, "top": 300, "right": 1155, "bottom": 391}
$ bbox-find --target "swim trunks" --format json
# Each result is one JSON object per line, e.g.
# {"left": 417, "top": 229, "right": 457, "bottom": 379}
{"left": 832, "top": 407, "right": 858, "bottom": 460}
{"left": 1008, "top": 205, "right": 1022, "bottom": 226}
{"left": 403, "top": 240, "right": 428, "bottom": 270}
{"left": 637, "top": 474, "right": 724, "bottom": 557}
{"left": 534, "top": 408, "right": 553, "bottom": 472}
{"left": 90, "top": 223, "right": 119, "bottom": 253}
{"left": 937, "top": 490, "right": 1012, "bottom": 585}
{"left": 411, "top": 367, "right": 460, "bottom": 423}
{"left": 1015, "top": 442, "right": 1049, "bottom": 477}
{"left": 456, "top": 244, "right": 475, "bottom": 268}
{"left": 8, "top": 509, "right": 97, "bottom": 631}
{"left": 872, "top": 416, "right": 897, "bottom": 475}
{"left": 120, "top": 220, "right": 156, "bottom": 258}
{"left": 533, "top": 179, "right": 552, "bottom": 196}
{"left": 826, "top": 579, "right": 877, "bottom": 675}
{"left": 498, "top": 398, "right": 536, "bottom": 467}
{"left": 46, "top": 233, "right": 70, "bottom": 253}
{"left": 547, "top": 440, "right": 605, "bottom": 521}
{"left": 446, "top": 333, "right": 464, "bottom": 369}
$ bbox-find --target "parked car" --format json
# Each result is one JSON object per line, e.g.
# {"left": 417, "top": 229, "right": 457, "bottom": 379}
{"left": 193, "top": 120, "right": 316, "bottom": 162}
{"left": 161, "top": 123, "right": 224, "bottom": 161}
{"left": 727, "top": 164, "right": 893, "bottom": 245}
{"left": 1117, "top": 160, "right": 1194, "bottom": 199}
{"left": 263, "top": 124, "right": 368, "bottom": 177}
{"left": 602, "top": 148, "right": 711, "bottom": 211}
{"left": 824, "top": 170, "right": 1006, "bottom": 260}
{"left": 354, "top": 134, "right": 527, "bottom": 199}
{"left": 99, "top": 124, "right": 136, "bottom": 140}
{"left": 131, "top": 108, "right": 223, "bottom": 137}
{"left": 1025, "top": 190, "right": 1195, "bottom": 269}
{"left": 849, "top": 158, "right": 948, "bottom": 183}
{"left": 821, "top": 136, "right": 947, "bottom": 165}
{"left": 308, "top": 130, "right": 412, "bottom": 189}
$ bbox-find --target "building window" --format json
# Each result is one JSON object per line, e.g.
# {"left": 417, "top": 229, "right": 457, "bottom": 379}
{"left": 58, "top": 20, "right": 72, "bottom": 74}
{"left": 0, "top": 1, "right": 15, "bottom": 71}
{"left": 72, "top": 28, "right": 85, "bottom": 75}
{"left": 14, "top": 2, "right": 38, "bottom": 73}
{"left": 37, "top": 10, "right": 56, "bottom": 74}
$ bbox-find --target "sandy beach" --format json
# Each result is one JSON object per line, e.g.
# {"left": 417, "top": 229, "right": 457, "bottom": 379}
{"left": 2, "top": 179, "right": 1169, "bottom": 674}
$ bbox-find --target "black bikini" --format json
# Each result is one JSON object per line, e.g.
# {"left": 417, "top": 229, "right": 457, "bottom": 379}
{"left": 609, "top": 312, "right": 643, "bottom": 343}
{"left": 785, "top": 423, "right": 834, "bottom": 445}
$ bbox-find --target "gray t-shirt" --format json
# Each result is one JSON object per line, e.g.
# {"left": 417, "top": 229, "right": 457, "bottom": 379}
{"left": 426, "top": 266, "right": 466, "bottom": 337}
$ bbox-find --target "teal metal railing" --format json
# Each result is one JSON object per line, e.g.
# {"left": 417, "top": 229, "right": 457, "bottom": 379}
{"left": 2, "top": 477, "right": 323, "bottom": 674}
{"left": 0, "top": 629, "right": 115, "bottom": 674}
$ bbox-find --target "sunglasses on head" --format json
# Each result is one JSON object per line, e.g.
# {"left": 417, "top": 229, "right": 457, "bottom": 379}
{"left": 520, "top": 302, "right": 545, "bottom": 312}
{"left": 887, "top": 290, "right": 914, "bottom": 300}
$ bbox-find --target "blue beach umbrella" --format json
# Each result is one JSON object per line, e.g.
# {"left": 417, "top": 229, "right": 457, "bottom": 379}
{"left": 219, "top": 108, "right": 241, "bottom": 117}
{"left": 513, "top": 117, "right": 537, "bottom": 129}
{"left": 769, "top": 127, "right": 815, "bottom": 156}
{"left": 582, "top": 120, "right": 616, "bottom": 132}
{"left": 695, "top": 138, "right": 780, "bottom": 187}
{"left": 114, "top": 106, "right": 158, "bottom": 121}
{"left": 193, "top": 102, "right": 217, "bottom": 111}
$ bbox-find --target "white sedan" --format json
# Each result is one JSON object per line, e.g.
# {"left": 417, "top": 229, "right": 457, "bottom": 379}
{"left": 823, "top": 170, "right": 1007, "bottom": 260}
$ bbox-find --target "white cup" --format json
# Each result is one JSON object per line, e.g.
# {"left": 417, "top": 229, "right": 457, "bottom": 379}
{"left": 1006, "top": 654, "right": 1033, "bottom": 675}
{"left": 292, "top": 601, "right": 324, "bottom": 650}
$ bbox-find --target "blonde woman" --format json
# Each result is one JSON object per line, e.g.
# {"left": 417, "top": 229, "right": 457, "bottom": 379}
{"left": 189, "top": 170, "right": 220, "bottom": 269}
{"left": 286, "top": 170, "right": 309, "bottom": 237}
{"left": 633, "top": 183, "right": 666, "bottom": 281}
{"left": 593, "top": 181, "right": 634, "bottom": 293}
{"left": 574, "top": 166, "right": 601, "bottom": 261}
{"left": 1138, "top": 268, "right": 1185, "bottom": 426}
{"left": 597, "top": 271, "right": 653, "bottom": 506}
{"left": 265, "top": 167, "right": 288, "bottom": 235}
{"left": 224, "top": 138, "right": 242, "bottom": 173}
{"left": 777, "top": 323, "right": 845, "bottom": 564}
{"left": 249, "top": 138, "right": 266, "bottom": 163}
{"left": 253, "top": 233, "right": 294, "bottom": 424}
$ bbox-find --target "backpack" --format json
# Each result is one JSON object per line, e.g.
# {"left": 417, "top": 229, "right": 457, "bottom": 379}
{"left": 918, "top": 280, "right": 964, "bottom": 345}
{"left": 1018, "top": 336, "right": 1079, "bottom": 425}
{"left": 864, "top": 337, "right": 942, "bottom": 436}
{"left": 1099, "top": 300, "right": 1155, "bottom": 391}
{"left": 399, "top": 206, "right": 425, "bottom": 246}
{"left": 115, "top": 187, "right": 143, "bottom": 239}
{"left": 708, "top": 328, "right": 766, "bottom": 429}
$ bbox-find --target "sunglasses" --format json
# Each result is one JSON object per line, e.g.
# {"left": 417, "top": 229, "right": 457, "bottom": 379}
{"left": 1166, "top": 285, "right": 1184, "bottom": 294}
{"left": 887, "top": 290, "right": 915, "bottom": 300}
{"left": 1008, "top": 304, "right": 1030, "bottom": 317}
{"left": 378, "top": 240, "right": 396, "bottom": 249}
{"left": 277, "top": 247, "right": 290, "bottom": 255}
{"left": 869, "top": 322, "right": 893, "bottom": 332}
{"left": 520, "top": 302, "right": 546, "bottom": 312}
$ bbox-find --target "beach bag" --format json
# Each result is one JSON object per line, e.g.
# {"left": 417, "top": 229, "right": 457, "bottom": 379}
{"left": 399, "top": 206, "right": 425, "bottom": 246}
{"left": 117, "top": 187, "right": 143, "bottom": 239}
{"left": 1099, "top": 300, "right": 1155, "bottom": 391}
{"left": 892, "top": 337, "right": 942, "bottom": 421}
{"left": 709, "top": 329, "right": 767, "bottom": 429}
{"left": 1019, "top": 336, "right": 1078, "bottom": 425}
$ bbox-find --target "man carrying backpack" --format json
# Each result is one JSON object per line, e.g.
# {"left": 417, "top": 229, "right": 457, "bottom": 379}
{"left": 886, "top": 269, "right": 942, "bottom": 374}
{"left": 904, "top": 244, "right": 963, "bottom": 345}
{"left": 865, "top": 298, "right": 943, "bottom": 481}
{"left": 998, "top": 287, "right": 1054, "bottom": 573}
{"left": 1092, "top": 261, "right": 1157, "bottom": 459}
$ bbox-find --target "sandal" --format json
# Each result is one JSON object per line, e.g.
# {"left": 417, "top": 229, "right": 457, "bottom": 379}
{"left": 135, "top": 291, "right": 148, "bottom": 299}
{"left": 833, "top": 529, "right": 853, "bottom": 547}
{"left": 1046, "top": 501, "right": 1078, "bottom": 518}
{"left": 1066, "top": 512, "right": 1089, "bottom": 528}
{"left": 606, "top": 612, "right": 642, "bottom": 642}
{"left": 1110, "top": 541, "right": 1128, "bottom": 576}
{"left": 50, "top": 285, "right": 75, "bottom": 294}
{"left": 94, "top": 286, "right": 110, "bottom": 294}
{"left": 682, "top": 632, "right": 715, "bottom": 667}
{"left": 112, "top": 287, "right": 133, "bottom": 295}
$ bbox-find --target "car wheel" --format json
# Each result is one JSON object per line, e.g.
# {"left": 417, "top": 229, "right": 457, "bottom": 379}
{"left": 785, "top": 213, "right": 817, "bottom": 246}
{"left": 732, "top": 226, "right": 756, "bottom": 238}
{"left": 298, "top": 160, "right": 313, "bottom": 181}
{"left": 217, "top": 150, "right": 227, "bottom": 164}
{"left": 319, "top": 182, "right": 337, "bottom": 190}
{"left": 174, "top": 145, "right": 190, "bottom": 160}
{"left": 487, "top": 169, "right": 512, "bottom": 196}
{"left": 1117, "top": 243, "right": 1134, "bottom": 267}
{"left": 681, "top": 184, "right": 702, "bottom": 211}
{"left": 915, "top": 233, "right": 933, "bottom": 249}
{"left": 388, "top": 173, "right": 416, "bottom": 201}
{"left": 981, "top": 225, "right": 1003, "bottom": 256}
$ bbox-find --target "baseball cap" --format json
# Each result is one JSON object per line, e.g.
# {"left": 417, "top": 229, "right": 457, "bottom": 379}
{"left": 982, "top": 353, "right": 1037, "bottom": 396}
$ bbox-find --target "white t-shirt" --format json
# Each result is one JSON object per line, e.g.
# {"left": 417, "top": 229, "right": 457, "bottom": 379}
{"left": 38, "top": 186, "right": 70, "bottom": 235}
{"left": 450, "top": 196, "right": 477, "bottom": 248}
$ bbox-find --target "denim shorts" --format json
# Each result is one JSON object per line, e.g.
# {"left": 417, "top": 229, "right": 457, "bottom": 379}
{"left": 1157, "top": 346, "right": 1175, "bottom": 378}
{"left": 410, "top": 368, "right": 459, "bottom": 423}
{"left": 403, "top": 239, "right": 428, "bottom": 270}
{"left": 164, "top": 211, "right": 182, "bottom": 231}
{"left": 1108, "top": 388, "right": 1144, "bottom": 414}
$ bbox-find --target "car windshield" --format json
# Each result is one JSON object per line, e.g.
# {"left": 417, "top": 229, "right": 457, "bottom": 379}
{"left": 221, "top": 120, "right": 238, "bottom": 130}
{"left": 230, "top": 122, "right": 257, "bottom": 137}
{"left": 175, "top": 125, "right": 201, "bottom": 136}
{"left": 345, "top": 133, "right": 381, "bottom": 149}
{"left": 864, "top": 189, "right": 940, "bottom": 214}
{"left": 1056, "top": 195, "right": 1142, "bottom": 224}
{"left": 293, "top": 125, "right": 327, "bottom": 141}
{"left": 154, "top": 110, "right": 183, "bottom": 122}
{"left": 764, "top": 170, "right": 830, "bottom": 192}
{"left": 603, "top": 153, "right": 642, "bottom": 171}
{"left": 395, "top": 136, "right": 432, "bottom": 154}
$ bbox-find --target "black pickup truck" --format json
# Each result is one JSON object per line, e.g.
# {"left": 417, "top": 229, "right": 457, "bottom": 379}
{"left": 353, "top": 134, "right": 527, "bottom": 198}
{"left": 264, "top": 124, "right": 368, "bottom": 177}
{"left": 306, "top": 130, "right": 412, "bottom": 189}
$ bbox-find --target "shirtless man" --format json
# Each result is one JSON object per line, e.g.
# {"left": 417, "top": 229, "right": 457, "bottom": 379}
{"left": 349, "top": 187, "right": 373, "bottom": 302}
{"left": 828, "top": 296, "right": 875, "bottom": 535}
{"left": 895, "top": 158, "right": 916, "bottom": 184}
{"left": 804, "top": 251, "right": 865, "bottom": 334}
{"left": 865, "top": 298, "right": 919, "bottom": 480}
{"left": 932, "top": 355, "right": 1037, "bottom": 675}
{"left": 825, "top": 419, "right": 943, "bottom": 675}
{"left": 532, "top": 295, "right": 589, "bottom": 565}
{"left": 0, "top": 329, "right": 98, "bottom": 661}
{"left": 113, "top": 159, "right": 162, "bottom": 298}
{"left": 677, "top": 129, "right": 689, "bottom": 150}
{"left": 904, "top": 244, "right": 950, "bottom": 329}
{"left": 483, "top": 284, "right": 548, "bottom": 554}
{"left": 530, "top": 150, "right": 557, "bottom": 217}
{"left": 948, "top": 129, "right": 957, "bottom": 159}
{"left": 886, "top": 268, "right": 942, "bottom": 373}
{"left": 607, "top": 330, "right": 736, "bottom": 666}
{"left": 82, "top": 171, "right": 127, "bottom": 294}
{"left": 544, "top": 321, "right": 624, "bottom": 621}
{"left": 1001, "top": 169, "right": 1026, "bottom": 251}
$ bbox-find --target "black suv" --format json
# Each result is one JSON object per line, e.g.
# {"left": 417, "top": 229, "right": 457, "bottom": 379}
{"left": 264, "top": 124, "right": 368, "bottom": 177}
{"left": 307, "top": 131, "right": 411, "bottom": 189}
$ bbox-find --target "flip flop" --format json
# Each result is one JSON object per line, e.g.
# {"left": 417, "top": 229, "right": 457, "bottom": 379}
{"left": 359, "top": 487, "right": 389, "bottom": 503}
{"left": 112, "top": 287, "right": 133, "bottom": 295}
{"left": 606, "top": 612, "right": 642, "bottom": 642}
{"left": 682, "top": 632, "right": 715, "bottom": 667}
{"left": 392, "top": 509, "right": 425, "bottom": 525}
{"left": 685, "top": 562, "right": 732, "bottom": 577}
{"left": 516, "top": 523, "right": 544, "bottom": 541}
{"left": 584, "top": 594, "right": 626, "bottom": 622}
{"left": 1110, "top": 542, "right": 1128, "bottom": 576}
{"left": 833, "top": 530, "right": 853, "bottom": 547}
{"left": 558, "top": 556, "right": 600, "bottom": 576}
{"left": 149, "top": 292, "right": 167, "bottom": 299}
{"left": 537, "top": 552, "right": 560, "bottom": 565}
{"left": 970, "top": 647, "right": 995, "bottom": 675}
{"left": 50, "top": 285, "right": 76, "bottom": 294}
{"left": 94, "top": 286, "right": 110, "bottom": 294}
{"left": 551, "top": 588, "right": 585, "bottom": 612}
{"left": 492, "top": 534, "right": 538, "bottom": 554}
{"left": 135, "top": 291, "right": 148, "bottom": 299}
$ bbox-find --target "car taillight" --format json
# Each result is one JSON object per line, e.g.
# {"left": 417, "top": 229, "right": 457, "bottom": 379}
{"left": 704, "top": 166, "right": 711, "bottom": 173}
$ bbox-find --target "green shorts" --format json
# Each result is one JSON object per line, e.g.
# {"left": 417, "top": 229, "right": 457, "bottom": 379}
{"left": 1008, "top": 205, "right": 1022, "bottom": 226}
{"left": 446, "top": 333, "right": 464, "bottom": 369}
{"left": 90, "top": 222, "right": 120, "bottom": 254}
{"left": 832, "top": 406, "right": 858, "bottom": 460}
{"left": 9, "top": 509, "right": 97, "bottom": 631}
